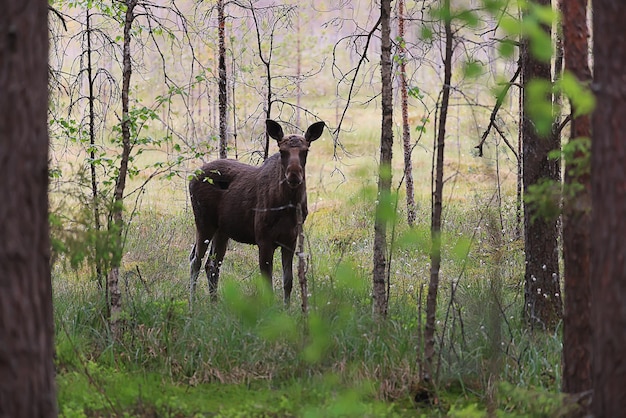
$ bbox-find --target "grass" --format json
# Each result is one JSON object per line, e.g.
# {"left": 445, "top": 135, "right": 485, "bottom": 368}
{"left": 51, "top": 113, "right": 558, "bottom": 414}
{"left": 51, "top": 140, "right": 570, "bottom": 415}
{"left": 57, "top": 368, "right": 415, "bottom": 417}
{"left": 52, "top": 184, "right": 572, "bottom": 416}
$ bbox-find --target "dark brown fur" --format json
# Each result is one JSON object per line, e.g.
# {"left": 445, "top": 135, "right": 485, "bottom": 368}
{"left": 189, "top": 119, "right": 325, "bottom": 305}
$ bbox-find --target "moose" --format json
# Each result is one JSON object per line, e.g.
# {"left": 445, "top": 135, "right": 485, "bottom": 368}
{"left": 188, "top": 119, "right": 325, "bottom": 306}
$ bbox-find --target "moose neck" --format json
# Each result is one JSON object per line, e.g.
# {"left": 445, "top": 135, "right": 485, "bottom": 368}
{"left": 279, "top": 173, "right": 306, "bottom": 206}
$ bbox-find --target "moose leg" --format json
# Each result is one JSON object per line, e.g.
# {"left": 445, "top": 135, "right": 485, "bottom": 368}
{"left": 189, "top": 235, "right": 210, "bottom": 308}
{"left": 281, "top": 245, "right": 295, "bottom": 305}
{"left": 258, "top": 243, "right": 275, "bottom": 292}
{"left": 206, "top": 232, "right": 229, "bottom": 302}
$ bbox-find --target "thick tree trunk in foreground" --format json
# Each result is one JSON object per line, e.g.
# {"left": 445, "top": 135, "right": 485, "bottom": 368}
{"left": 372, "top": 0, "right": 393, "bottom": 318}
{"left": 521, "top": 0, "right": 562, "bottom": 331}
{"left": 561, "top": 0, "right": 592, "bottom": 395}
{"left": 0, "top": 1, "right": 57, "bottom": 415}
{"left": 591, "top": 0, "right": 626, "bottom": 414}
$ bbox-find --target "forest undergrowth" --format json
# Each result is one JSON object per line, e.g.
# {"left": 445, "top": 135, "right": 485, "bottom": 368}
{"left": 53, "top": 184, "right": 570, "bottom": 417}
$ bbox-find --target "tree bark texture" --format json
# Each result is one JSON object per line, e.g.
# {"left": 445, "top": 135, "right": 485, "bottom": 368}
{"left": 296, "top": 10, "right": 302, "bottom": 126}
{"left": 372, "top": 0, "right": 393, "bottom": 318}
{"left": 521, "top": 0, "right": 562, "bottom": 331}
{"left": 516, "top": 58, "right": 523, "bottom": 239}
{"left": 218, "top": 0, "right": 228, "bottom": 159}
{"left": 424, "top": 0, "right": 452, "bottom": 379}
{"left": 108, "top": 0, "right": 137, "bottom": 336}
{"left": 86, "top": 9, "right": 105, "bottom": 291}
{"left": 560, "top": 0, "right": 592, "bottom": 395}
{"left": 398, "top": 0, "right": 416, "bottom": 227}
{"left": 0, "top": 1, "right": 57, "bottom": 416}
{"left": 591, "top": 0, "right": 626, "bottom": 414}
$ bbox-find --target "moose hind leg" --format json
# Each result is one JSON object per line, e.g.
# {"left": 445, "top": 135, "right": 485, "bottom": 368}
{"left": 206, "top": 232, "right": 229, "bottom": 302}
{"left": 281, "top": 245, "right": 295, "bottom": 305}
{"left": 190, "top": 236, "right": 210, "bottom": 308}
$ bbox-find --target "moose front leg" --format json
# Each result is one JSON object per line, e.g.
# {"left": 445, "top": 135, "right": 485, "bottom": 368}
{"left": 281, "top": 245, "right": 295, "bottom": 305}
{"left": 258, "top": 243, "right": 275, "bottom": 292}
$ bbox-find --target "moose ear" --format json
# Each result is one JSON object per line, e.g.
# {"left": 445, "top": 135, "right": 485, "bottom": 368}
{"left": 305, "top": 121, "right": 325, "bottom": 143}
{"left": 266, "top": 119, "right": 284, "bottom": 141}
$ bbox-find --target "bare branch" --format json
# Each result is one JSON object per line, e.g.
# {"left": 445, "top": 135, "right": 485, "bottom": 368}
{"left": 475, "top": 64, "right": 521, "bottom": 157}
{"left": 332, "top": 16, "right": 381, "bottom": 138}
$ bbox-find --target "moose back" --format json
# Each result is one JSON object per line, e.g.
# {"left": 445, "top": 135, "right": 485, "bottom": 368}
{"left": 189, "top": 119, "right": 325, "bottom": 306}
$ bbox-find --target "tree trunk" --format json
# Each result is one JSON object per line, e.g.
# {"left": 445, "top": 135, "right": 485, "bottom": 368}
{"left": 232, "top": 53, "right": 239, "bottom": 159}
{"left": 591, "top": 0, "right": 626, "bottom": 414}
{"left": 521, "top": 0, "right": 562, "bottom": 331}
{"left": 0, "top": 1, "right": 57, "bottom": 415}
{"left": 398, "top": 0, "right": 416, "bottom": 227}
{"left": 218, "top": 0, "right": 228, "bottom": 158}
{"left": 424, "top": 0, "right": 452, "bottom": 380}
{"left": 560, "top": 0, "right": 592, "bottom": 395}
{"left": 296, "top": 8, "right": 302, "bottom": 126}
{"left": 86, "top": 8, "right": 105, "bottom": 291}
{"left": 516, "top": 55, "right": 523, "bottom": 239}
{"left": 108, "top": 0, "right": 137, "bottom": 336}
{"left": 372, "top": 0, "right": 393, "bottom": 318}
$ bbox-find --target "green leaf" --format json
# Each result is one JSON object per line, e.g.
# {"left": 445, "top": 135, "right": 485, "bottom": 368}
{"left": 456, "top": 9, "right": 479, "bottom": 27}
{"left": 558, "top": 71, "right": 596, "bottom": 117}
{"left": 561, "top": 136, "right": 591, "bottom": 178}
{"left": 451, "top": 236, "right": 471, "bottom": 262}
{"left": 524, "top": 178, "right": 562, "bottom": 222}
{"left": 302, "top": 313, "right": 331, "bottom": 364}
{"left": 528, "top": 28, "right": 553, "bottom": 62}
{"left": 223, "top": 278, "right": 273, "bottom": 328}
{"left": 498, "top": 40, "right": 516, "bottom": 58}
{"left": 397, "top": 227, "right": 430, "bottom": 252}
{"left": 335, "top": 261, "right": 368, "bottom": 294}
{"left": 525, "top": 78, "right": 555, "bottom": 137}
{"left": 463, "top": 60, "right": 483, "bottom": 78}
{"left": 259, "top": 313, "right": 298, "bottom": 343}
{"left": 483, "top": 0, "right": 505, "bottom": 14}
{"left": 407, "top": 86, "right": 423, "bottom": 100}
{"left": 529, "top": 2, "right": 557, "bottom": 26}
{"left": 491, "top": 77, "right": 511, "bottom": 105}
{"left": 500, "top": 15, "right": 521, "bottom": 36}
{"left": 415, "top": 116, "right": 430, "bottom": 133}
{"left": 430, "top": 4, "right": 452, "bottom": 23}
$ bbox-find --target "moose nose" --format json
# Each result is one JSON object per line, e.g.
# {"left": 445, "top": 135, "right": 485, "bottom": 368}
{"left": 286, "top": 173, "right": 303, "bottom": 188}
{"left": 285, "top": 166, "right": 303, "bottom": 188}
